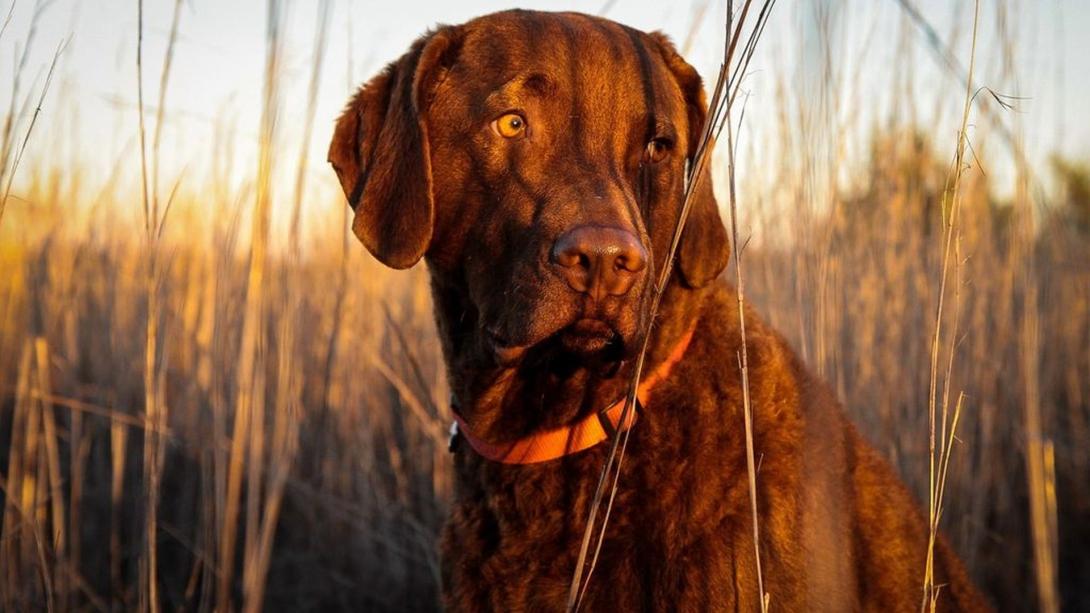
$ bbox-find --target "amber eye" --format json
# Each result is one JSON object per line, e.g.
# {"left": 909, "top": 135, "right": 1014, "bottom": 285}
{"left": 493, "top": 113, "right": 527, "bottom": 138}
{"left": 644, "top": 139, "right": 670, "bottom": 164}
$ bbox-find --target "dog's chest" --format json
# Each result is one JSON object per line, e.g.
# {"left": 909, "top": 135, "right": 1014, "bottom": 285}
{"left": 440, "top": 436, "right": 770, "bottom": 611}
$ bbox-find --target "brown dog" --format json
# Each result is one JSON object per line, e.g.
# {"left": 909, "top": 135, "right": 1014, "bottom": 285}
{"left": 329, "top": 9, "right": 990, "bottom": 611}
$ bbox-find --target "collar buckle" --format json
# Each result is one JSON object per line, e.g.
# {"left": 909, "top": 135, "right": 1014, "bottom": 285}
{"left": 448, "top": 420, "right": 461, "bottom": 453}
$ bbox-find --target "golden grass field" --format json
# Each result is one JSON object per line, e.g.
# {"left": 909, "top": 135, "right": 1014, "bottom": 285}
{"left": 1, "top": 0, "right": 1088, "bottom": 611}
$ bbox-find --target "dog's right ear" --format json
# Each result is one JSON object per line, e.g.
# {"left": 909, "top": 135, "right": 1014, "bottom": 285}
{"left": 648, "top": 32, "right": 731, "bottom": 290}
{"left": 328, "top": 27, "right": 460, "bottom": 269}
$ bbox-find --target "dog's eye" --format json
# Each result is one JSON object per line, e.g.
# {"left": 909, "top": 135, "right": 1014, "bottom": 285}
{"left": 644, "top": 139, "right": 670, "bottom": 164}
{"left": 492, "top": 113, "right": 527, "bottom": 139}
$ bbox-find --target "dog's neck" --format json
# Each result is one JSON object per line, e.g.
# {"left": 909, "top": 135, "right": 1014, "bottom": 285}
{"left": 427, "top": 267, "right": 708, "bottom": 445}
{"left": 449, "top": 322, "right": 696, "bottom": 463}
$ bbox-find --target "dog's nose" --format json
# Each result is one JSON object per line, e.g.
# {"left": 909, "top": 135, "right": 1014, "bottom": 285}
{"left": 551, "top": 226, "right": 647, "bottom": 300}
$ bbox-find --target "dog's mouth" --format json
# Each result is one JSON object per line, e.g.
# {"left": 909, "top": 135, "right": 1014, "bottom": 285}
{"left": 558, "top": 318, "right": 620, "bottom": 355}
{"left": 486, "top": 330, "right": 530, "bottom": 366}
{"left": 486, "top": 317, "right": 628, "bottom": 369}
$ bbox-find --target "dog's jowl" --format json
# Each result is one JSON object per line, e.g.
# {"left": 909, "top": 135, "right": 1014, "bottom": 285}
{"left": 329, "top": 9, "right": 991, "bottom": 612}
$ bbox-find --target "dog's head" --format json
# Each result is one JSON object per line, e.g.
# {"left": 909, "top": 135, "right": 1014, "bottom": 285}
{"left": 330, "top": 10, "right": 728, "bottom": 428}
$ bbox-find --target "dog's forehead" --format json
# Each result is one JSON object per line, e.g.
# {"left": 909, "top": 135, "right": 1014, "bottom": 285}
{"left": 456, "top": 10, "right": 686, "bottom": 120}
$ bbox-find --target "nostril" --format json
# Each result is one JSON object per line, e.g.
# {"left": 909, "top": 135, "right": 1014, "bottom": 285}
{"left": 617, "top": 243, "right": 648, "bottom": 274}
{"left": 615, "top": 250, "right": 646, "bottom": 273}
{"left": 554, "top": 246, "right": 591, "bottom": 270}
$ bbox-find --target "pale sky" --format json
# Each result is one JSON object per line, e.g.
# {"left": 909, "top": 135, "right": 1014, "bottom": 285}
{"left": 2, "top": 0, "right": 1087, "bottom": 237}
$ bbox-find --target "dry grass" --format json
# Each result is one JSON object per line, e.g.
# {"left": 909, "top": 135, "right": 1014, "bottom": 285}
{"left": 1, "top": 1, "right": 1087, "bottom": 612}
{"left": 920, "top": 1, "right": 980, "bottom": 609}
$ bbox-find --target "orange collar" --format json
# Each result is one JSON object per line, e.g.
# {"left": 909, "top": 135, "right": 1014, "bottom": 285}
{"left": 450, "top": 325, "right": 696, "bottom": 464}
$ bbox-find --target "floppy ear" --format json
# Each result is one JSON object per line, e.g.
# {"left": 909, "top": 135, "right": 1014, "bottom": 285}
{"left": 328, "top": 27, "right": 460, "bottom": 269}
{"left": 650, "top": 33, "right": 731, "bottom": 289}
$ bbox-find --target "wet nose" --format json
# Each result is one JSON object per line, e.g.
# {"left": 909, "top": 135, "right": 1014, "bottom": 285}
{"left": 551, "top": 225, "right": 648, "bottom": 300}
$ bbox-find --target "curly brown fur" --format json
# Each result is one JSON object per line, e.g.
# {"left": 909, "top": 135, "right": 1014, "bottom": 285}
{"left": 328, "top": 9, "right": 991, "bottom": 611}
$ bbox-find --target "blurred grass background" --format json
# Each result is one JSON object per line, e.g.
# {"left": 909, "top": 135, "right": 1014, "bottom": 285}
{"left": 0, "top": 0, "right": 1087, "bottom": 611}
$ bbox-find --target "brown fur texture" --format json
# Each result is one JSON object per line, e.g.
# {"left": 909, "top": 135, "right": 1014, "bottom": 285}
{"left": 329, "top": 9, "right": 991, "bottom": 611}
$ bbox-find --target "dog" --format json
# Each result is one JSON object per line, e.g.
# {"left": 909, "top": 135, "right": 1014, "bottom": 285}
{"left": 328, "top": 9, "right": 990, "bottom": 611}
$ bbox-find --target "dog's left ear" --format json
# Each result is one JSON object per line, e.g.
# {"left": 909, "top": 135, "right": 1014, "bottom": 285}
{"left": 649, "top": 33, "right": 731, "bottom": 289}
{"left": 328, "top": 27, "right": 461, "bottom": 269}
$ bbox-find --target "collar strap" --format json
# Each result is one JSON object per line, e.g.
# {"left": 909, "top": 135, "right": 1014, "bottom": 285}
{"left": 450, "top": 324, "right": 696, "bottom": 464}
